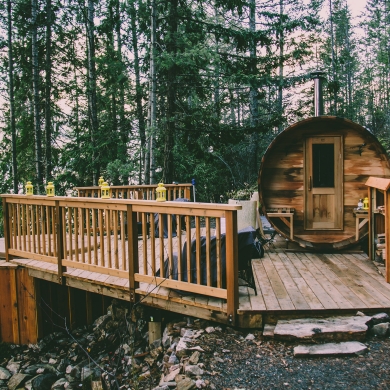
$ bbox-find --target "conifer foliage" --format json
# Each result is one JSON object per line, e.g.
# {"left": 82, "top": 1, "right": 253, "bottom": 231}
{"left": 0, "top": 0, "right": 388, "bottom": 202}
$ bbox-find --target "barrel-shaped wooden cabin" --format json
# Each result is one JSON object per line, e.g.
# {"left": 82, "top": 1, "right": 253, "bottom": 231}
{"left": 258, "top": 115, "right": 390, "bottom": 250}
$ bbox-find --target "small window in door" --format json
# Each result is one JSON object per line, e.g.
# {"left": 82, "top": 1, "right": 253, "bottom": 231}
{"left": 312, "top": 144, "right": 334, "bottom": 188}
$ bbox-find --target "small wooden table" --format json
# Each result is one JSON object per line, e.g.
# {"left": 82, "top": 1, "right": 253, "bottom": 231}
{"left": 353, "top": 209, "right": 369, "bottom": 240}
{"left": 267, "top": 210, "right": 294, "bottom": 240}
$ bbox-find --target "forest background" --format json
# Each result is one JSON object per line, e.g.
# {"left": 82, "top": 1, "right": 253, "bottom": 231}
{"left": 0, "top": 0, "right": 388, "bottom": 206}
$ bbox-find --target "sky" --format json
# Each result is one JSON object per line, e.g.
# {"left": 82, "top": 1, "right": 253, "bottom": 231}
{"left": 348, "top": 0, "right": 367, "bottom": 17}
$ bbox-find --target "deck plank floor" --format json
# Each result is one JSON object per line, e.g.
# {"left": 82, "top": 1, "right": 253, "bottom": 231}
{"left": 245, "top": 249, "right": 390, "bottom": 314}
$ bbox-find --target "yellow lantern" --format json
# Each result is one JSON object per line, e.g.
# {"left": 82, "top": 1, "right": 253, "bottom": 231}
{"left": 46, "top": 182, "right": 55, "bottom": 197}
{"left": 101, "top": 182, "right": 111, "bottom": 199}
{"left": 156, "top": 182, "right": 167, "bottom": 202}
{"left": 98, "top": 176, "right": 104, "bottom": 186}
{"left": 25, "top": 181, "right": 33, "bottom": 196}
{"left": 363, "top": 197, "right": 369, "bottom": 210}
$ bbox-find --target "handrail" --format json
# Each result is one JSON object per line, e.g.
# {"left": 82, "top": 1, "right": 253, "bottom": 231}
{"left": 1, "top": 195, "right": 240, "bottom": 325}
{"left": 75, "top": 183, "right": 194, "bottom": 201}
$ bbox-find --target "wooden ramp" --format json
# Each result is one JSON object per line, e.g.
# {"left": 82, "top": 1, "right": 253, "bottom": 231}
{"left": 240, "top": 250, "right": 390, "bottom": 323}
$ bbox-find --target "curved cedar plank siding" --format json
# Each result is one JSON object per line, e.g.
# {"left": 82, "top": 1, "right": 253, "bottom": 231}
{"left": 258, "top": 116, "right": 390, "bottom": 250}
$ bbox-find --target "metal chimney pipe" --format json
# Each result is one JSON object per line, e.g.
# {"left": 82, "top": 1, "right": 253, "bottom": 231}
{"left": 310, "top": 70, "right": 326, "bottom": 116}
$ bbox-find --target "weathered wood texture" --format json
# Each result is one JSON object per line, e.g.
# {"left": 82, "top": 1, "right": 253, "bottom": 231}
{"left": 0, "top": 263, "right": 38, "bottom": 344}
{"left": 250, "top": 250, "right": 390, "bottom": 313}
{"left": 2, "top": 195, "right": 241, "bottom": 324}
{"left": 258, "top": 116, "right": 390, "bottom": 249}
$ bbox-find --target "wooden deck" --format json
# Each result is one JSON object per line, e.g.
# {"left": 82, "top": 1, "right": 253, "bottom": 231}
{"left": 3, "top": 233, "right": 390, "bottom": 328}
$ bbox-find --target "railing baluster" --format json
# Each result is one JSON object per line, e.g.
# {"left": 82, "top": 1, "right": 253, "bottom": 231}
{"left": 216, "top": 218, "right": 221, "bottom": 288}
{"left": 168, "top": 214, "right": 173, "bottom": 279}
{"left": 177, "top": 214, "right": 182, "bottom": 281}
{"left": 114, "top": 210, "right": 119, "bottom": 269}
{"left": 27, "top": 204, "right": 31, "bottom": 252}
{"left": 69, "top": 207, "right": 74, "bottom": 260}
{"left": 159, "top": 213, "right": 164, "bottom": 277}
{"left": 106, "top": 209, "right": 112, "bottom": 268}
{"left": 99, "top": 209, "right": 104, "bottom": 266}
{"left": 150, "top": 212, "right": 156, "bottom": 275}
{"left": 80, "top": 208, "right": 85, "bottom": 264}
{"left": 46, "top": 206, "right": 51, "bottom": 256}
{"left": 186, "top": 215, "right": 191, "bottom": 282}
{"left": 87, "top": 208, "right": 91, "bottom": 264}
{"left": 142, "top": 212, "right": 148, "bottom": 276}
{"left": 195, "top": 216, "right": 201, "bottom": 284}
{"left": 92, "top": 209, "right": 98, "bottom": 265}
{"left": 22, "top": 204, "right": 26, "bottom": 251}
{"left": 121, "top": 210, "right": 126, "bottom": 271}
{"left": 12, "top": 204, "right": 17, "bottom": 249}
{"left": 206, "top": 217, "right": 211, "bottom": 286}
{"left": 74, "top": 207, "right": 79, "bottom": 262}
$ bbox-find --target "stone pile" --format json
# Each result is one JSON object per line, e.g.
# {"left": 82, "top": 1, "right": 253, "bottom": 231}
{"left": 0, "top": 300, "right": 233, "bottom": 390}
{"left": 0, "top": 301, "right": 390, "bottom": 390}
{"left": 262, "top": 311, "right": 390, "bottom": 357}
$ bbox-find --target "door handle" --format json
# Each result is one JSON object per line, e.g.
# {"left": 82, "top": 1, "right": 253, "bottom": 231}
{"left": 309, "top": 176, "right": 312, "bottom": 191}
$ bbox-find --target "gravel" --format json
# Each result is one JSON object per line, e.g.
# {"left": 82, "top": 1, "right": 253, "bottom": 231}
{"left": 197, "top": 329, "right": 390, "bottom": 390}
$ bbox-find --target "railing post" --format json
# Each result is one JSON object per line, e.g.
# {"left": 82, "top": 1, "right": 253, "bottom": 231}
{"left": 55, "top": 200, "right": 65, "bottom": 284}
{"left": 225, "top": 210, "right": 238, "bottom": 326}
{"left": 2, "top": 197, "right": 12, "bottom": 262}
{"left": 127, "top": 205, "right": 139, "bottom": 302}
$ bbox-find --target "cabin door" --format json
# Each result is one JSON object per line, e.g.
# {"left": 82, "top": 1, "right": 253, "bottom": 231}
{"left": 304, "top": 136, "right": 343, "bottom": 230}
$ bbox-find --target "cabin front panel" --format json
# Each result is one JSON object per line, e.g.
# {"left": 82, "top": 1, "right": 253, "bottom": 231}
{"left": 258, "top": 116, "right": 390, "bottom": 249}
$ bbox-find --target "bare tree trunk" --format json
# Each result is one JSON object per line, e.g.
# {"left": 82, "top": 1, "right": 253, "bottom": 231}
{"left": 8, "top": 0, "right": 18, "bottom": 193}
{"left": 45, "top": 0, "right": 52, "bottom": 181}
{"left": 147, "top": 0, "right": 157, "bottom": 184}
{"left": 162, "top": 0, "right": 178, "bottom": 184}
{"left": 249, "top": 0, "right": 259, "bottom": 179}
{"left": 115, "top": 0, "right": 128, "bottom": 173}
{"left": 213, "top": 5, "right": 220, "bottom": 118}
{"left": 32, "top": 0, "right": 44, "bottom": 193}
{"left": 129, "top": 0, "right": 146, "bottom": 183}
{"left": 329, "top": 0, "right": 337, "bottom": 114}
{"left": 277, "top": 0, "right": 284, "bottom": 131}
{"left": 86, "top": 0, "right": 99, "bottom": 185}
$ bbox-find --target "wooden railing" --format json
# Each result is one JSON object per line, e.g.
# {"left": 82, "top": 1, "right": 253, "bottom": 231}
{"left": 75, "top": 183, "right": 193, "bottom": 201}
{"left": 1, "top": 195, "right": 240, "bottom": 324}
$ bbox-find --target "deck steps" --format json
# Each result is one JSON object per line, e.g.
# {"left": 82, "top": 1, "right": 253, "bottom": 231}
{"left": 269, "top": 315, "right": 371, "bottom": 342}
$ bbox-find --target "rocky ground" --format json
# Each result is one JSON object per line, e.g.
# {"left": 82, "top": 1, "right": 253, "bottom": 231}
{"left": 1, "top": 300, "right": 390, "bottom": 390}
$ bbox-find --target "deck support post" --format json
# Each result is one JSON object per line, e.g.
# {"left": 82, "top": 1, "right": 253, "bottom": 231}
{"left": 3, "top": 198, "right": 11, "bottom": 262}
{"left": 225, "top": 210, "right": 238, "bottom": 326}
{"left": 127, "top": 205, "right": 139, "bottom": 302}
{"left": 55, "top": 200, "right": 66, "bottom": 284}
{"left": 386, "top": 190, "right": 390, "bottom": 282}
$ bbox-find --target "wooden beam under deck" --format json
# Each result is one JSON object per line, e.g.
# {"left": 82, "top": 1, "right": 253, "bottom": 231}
{"left": 6, "top": 241, "right": 390, "bottom": 331}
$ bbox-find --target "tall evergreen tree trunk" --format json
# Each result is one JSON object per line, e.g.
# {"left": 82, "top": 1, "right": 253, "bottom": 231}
{"left": 45, "top": 0, "right": 52, "bottom": 181}
{"left": 32, "top": 0, "right": 44, "bottom": 193}
{"left": 115, "top": 0, "right": 128, "bottom": 169}
{"left": 147, "top": 0, "right": 157, "bottom": 184}
{"left": 249, "top": 0, "right": 259, "bottom": 178}
{"left": 278, "top": 0, "right": 284, "bottom": 131}
{"left": 8, "top": 0, "right": 18, "bottom": 194}
{"left": 329, "top": 0, "right": 337, "bottom": 114}
{"left": 249, "top": 0, "right": 258, "bottom": 127}
{"left": 213, "top": 5, "right": 220, "bottom": 119}
{"left": 108, "top": 2, "right": 118, "bottom": 163}
{"left": 129, "top": 0, "right": 146, "bottom": 183}
{"left": 163, "top": 0, "right": 178, "bottom": 184}
{"left": 86, "top": 0, "right": 99, "bottom": 185}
